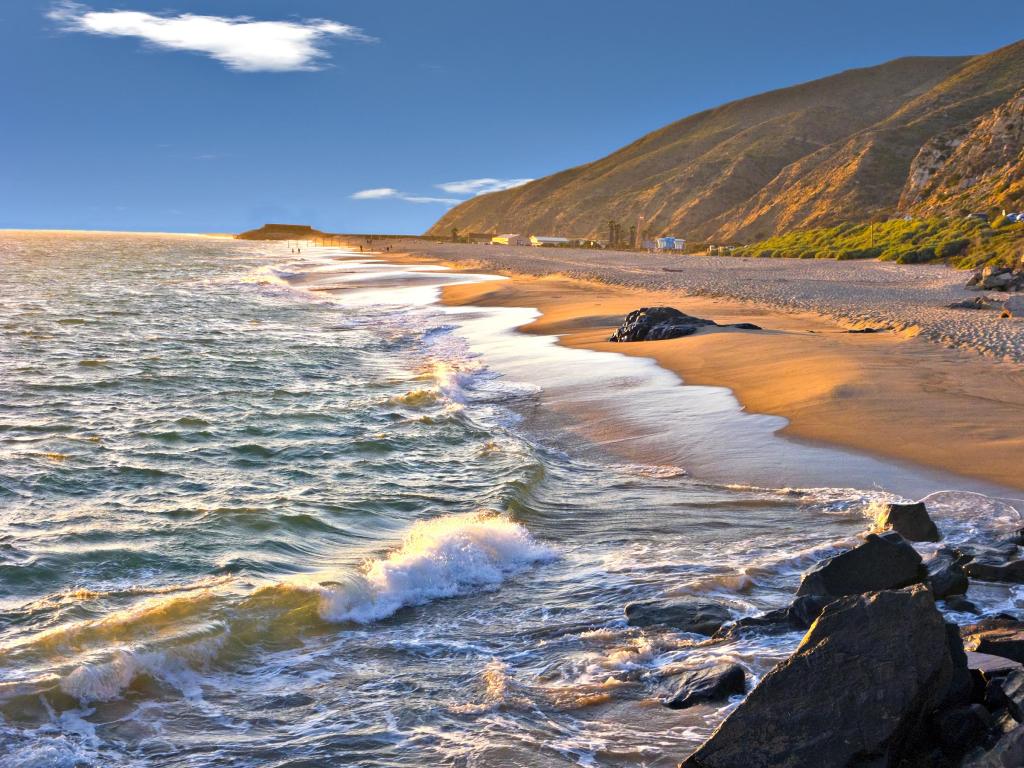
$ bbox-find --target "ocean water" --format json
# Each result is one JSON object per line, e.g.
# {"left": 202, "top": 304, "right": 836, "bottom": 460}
{"left": 1, "top": 232, "right": 1021, "bottom": 767}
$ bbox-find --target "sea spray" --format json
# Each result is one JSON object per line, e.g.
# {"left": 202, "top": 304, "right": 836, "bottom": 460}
{"left": 319, "top": 512, "right": 556, "bottom": 624}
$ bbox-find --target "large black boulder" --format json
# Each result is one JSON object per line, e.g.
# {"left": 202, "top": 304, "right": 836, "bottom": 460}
{"left": 796, "top": 531, "right": 926, "bottom": 598}
{"left": 608, "top": 307, "right": 761, "bottom": 342}
{"left": 878, "top": 501, "right": 941, "bottom": 542}
{"left": 624, "top": 599, "right": 731, "bottom": 635}
{"left": 680, "top": 586, "right": 962, "bottom": 768}
{"left": 662, "top": 663, "right": 746, "bottom": 709}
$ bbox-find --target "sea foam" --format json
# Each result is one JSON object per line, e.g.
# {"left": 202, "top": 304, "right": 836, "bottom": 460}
{"left": 319, "top": 513, "right": 555, "bottom": 624}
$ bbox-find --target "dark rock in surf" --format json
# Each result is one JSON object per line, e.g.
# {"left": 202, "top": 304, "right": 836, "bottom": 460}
{"left": 795, "top": 531, "right": 925, "bottom": 598}
{"left": 662, "top": 663, "right": 746, "bottom": 709}
{"left": 927, "top": 548, "right": 972, "bottom": 598}
{"left": 963, "top": 618, "right": 1024, "bottom": 664}
{"left": 878, "top": 501, "right": 941, "bottom": 542}
{"left": 608, "top": 307, "right": 761, "bottom": 342}
{"left": 680, "top": 586, "right": 963, "bottom": 768}
{"left": 713, "top": 594, "right": 831, "bottom": 639}
{"left": 962, "top": 724, "right": 1024, "bottom": 767}
{"left": 965, "top": 559, "right": 1024, "bottom": 584}
{"left": 624, "top": 599, "right": 730, "bottom": 635}
{"left": 945, "top": 595, "right": 981, "bottom": 614}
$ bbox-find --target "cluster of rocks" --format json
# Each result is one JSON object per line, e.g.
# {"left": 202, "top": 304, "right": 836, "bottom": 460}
{"left": 949, "top": 293, "right": 1024, "bottom": 318}
{"left": 622, "top": 500, "right": 1024, "bottom": 767}
{"left": 961, "top": 266, "right": 1024, "bottom": 316}
{"left": 966, "top": 265, "right": 1024, "bottom": 293}
{"left": 608, "top": 307, "right": 762, "bottom": 342}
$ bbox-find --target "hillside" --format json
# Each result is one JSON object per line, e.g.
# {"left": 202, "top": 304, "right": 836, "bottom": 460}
{"left": 236, "top": 224, "right": 329, "bottom": 240}
{"left": 428, "top": 40, "right": 1024, "bottom": 243}
{"left": 901, "top": 88, "right": 1024, "bottom": 215}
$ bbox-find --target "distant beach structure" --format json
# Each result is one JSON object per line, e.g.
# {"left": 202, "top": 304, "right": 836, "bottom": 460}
{"left": 656, "top": 236, "right": 687, "bottom": 251}
{"left": 490, "top": 233, "right": 529, "bottom": 246}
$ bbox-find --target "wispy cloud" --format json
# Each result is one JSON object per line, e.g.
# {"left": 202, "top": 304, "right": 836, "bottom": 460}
{"left": 351, "top": 188, "right": 400, "bottom": 200}
{"left": 437, "top": 178, "right": 533, "bottom": 196}
{"left": 350, "top": 188, "right": 462, "bottom": 205}
{"left": 47, "top": 2, "right": 374, "bottom": 72}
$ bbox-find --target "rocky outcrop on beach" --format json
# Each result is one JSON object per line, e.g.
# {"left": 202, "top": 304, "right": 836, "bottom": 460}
{"left": 682, "top": 586, "right": 964, "bottom": 768}
{"left": 608, "top": 307, "right": 761, "bottom": 342}
{"left": 966, "top": 266, "right": 1024, "bottom": 293}
{"left": 877, "top": 501, "right": 942, "bottom": 542}
{"left": 795, "top": 531, "right": 926, "bottom": 598}
{"left": 663, "top": 496, "right": 1024, "bottom": 766}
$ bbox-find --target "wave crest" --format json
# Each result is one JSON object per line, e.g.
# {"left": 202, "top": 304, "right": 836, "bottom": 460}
{"left": 319, "top": 513, "right": 555, "bottom": 624}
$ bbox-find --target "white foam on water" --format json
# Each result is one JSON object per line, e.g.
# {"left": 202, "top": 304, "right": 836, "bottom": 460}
{"left": 318, "top": 512, "right": 556, "bottom": 624}
{"left": 59, "top": 631, "right": 227, "bottom": 705}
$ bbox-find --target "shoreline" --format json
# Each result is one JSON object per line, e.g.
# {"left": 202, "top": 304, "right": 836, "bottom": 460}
{"left": 360, "top": 240, "right": 1024, "bottom": 493}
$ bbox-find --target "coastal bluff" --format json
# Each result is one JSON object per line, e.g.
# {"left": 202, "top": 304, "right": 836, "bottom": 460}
{"left": 236, "top": 223, "right": 330, "bottom": 240}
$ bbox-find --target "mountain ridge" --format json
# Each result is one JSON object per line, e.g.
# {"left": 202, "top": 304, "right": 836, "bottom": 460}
{"left": 428, "top": 40, "right": 1024, "bottom": 242}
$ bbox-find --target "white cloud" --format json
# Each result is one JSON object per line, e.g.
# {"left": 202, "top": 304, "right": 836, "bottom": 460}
{"left": 351, "top": 188, "right": 399, "bottom": 200}
{"left": 350, "top": 188, "right": 461, "bottom": 205}
{"left": 436, "top": 178, "right": 533, "bottom": 196}
{"left": 47, "top": 2, "right": 373, "bottom": 72}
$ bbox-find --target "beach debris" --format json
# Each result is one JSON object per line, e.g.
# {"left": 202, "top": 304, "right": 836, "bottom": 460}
{"left": 795, "top": 531, "right": 926, "bottom": 598}
{"left": 680, "top": 586, "right": 969, "bottom": 767}
{"left": 926, "top": 548, "right": 972, "bottom": 599}
{"left": 963, "top": 618, "right": 1024, "bottom": 665}
{"left": 623, "top": 599, "right": 730, "bottom": 635}
{"left": 878, "top": 500, "right": 942, "bottom": 542}
{"left": 661, "top": 663, "right": 746, "bottom": 710}
{"left": 608, "top": 306, "right": 761, "bottom": 342}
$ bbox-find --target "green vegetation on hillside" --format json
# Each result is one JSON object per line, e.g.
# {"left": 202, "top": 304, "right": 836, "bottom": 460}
{"left": 733, "top": 217, "right": 1024, "bottom": 269}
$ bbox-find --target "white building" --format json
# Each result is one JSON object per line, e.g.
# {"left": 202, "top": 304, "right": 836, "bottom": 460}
{"left": 490, "top": 234, "right": 529, "bottom": 246}
{"left": 529, "top": 236, "right": 571, "bottom": 247}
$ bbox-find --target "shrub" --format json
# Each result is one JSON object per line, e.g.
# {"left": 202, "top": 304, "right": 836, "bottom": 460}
{"left": 896, "top": 247, "right": 936, "bottom": 264}
{"left": 938, "top": 238, "right": 969, "bottom": 258}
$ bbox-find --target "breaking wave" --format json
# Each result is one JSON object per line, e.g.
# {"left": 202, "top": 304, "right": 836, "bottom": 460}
{"left": 319, "top": 512, "right": 556, "bottom": 624}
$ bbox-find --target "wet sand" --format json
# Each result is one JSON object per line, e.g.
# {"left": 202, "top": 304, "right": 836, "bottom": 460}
{"left": 439, "top": 273, "right": 1024, "bottom": 491}
{"left": 352, "top": 239, "right": 1024, "bottom": 492}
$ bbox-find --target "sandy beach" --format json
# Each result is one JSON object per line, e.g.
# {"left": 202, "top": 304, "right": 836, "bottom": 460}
{"left": 360, "top": 239, "right": 1024, "bottom": 492}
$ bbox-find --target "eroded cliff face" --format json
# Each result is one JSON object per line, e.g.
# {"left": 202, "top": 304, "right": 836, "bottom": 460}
{"left": 901, "top": 89, "right": 1024, "bottom": 215}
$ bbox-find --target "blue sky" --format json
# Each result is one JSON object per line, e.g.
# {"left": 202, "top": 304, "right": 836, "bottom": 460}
{"left": 2, "top": 2, "right": 1020, "bottom": 234}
